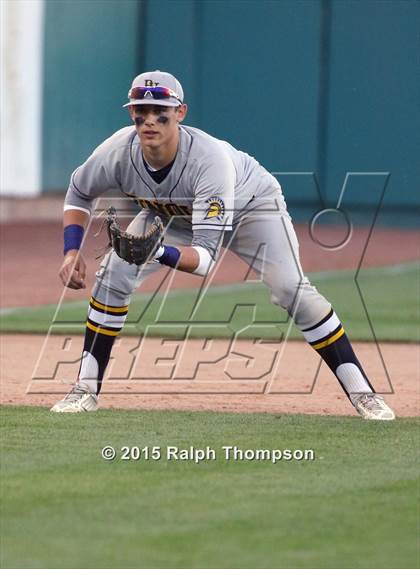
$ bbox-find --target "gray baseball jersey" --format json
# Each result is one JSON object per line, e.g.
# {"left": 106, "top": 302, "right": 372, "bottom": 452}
{"left": 64, "top": 121, "right": 331, "bottom": 333}
{"left": 65, "top": 125, "right": 287, "bottom": 258}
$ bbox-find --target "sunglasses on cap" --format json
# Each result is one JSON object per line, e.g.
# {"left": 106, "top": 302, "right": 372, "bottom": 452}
{"left": 128, "top": 86, "right": 181, "bottom": 101}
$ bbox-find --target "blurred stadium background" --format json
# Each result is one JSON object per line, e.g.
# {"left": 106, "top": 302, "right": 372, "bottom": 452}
{"left": 1, "top": 0, "right": 419, "bottom": 226}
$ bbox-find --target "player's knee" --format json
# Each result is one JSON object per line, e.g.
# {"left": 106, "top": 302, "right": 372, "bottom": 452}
{"left": 93, "top": 251, "right": 138, "bottom": 302}
{"left": 270, "top": 292, "right": 295, "bottom": 313}
{"left": 270, "top": 280, "right": 301, "bottom": 311}
{"left": 270, "top": 277, "right": 331, "bottom": 329}
{"left": 270, "top": 273, "right": 315, "bottom": 310}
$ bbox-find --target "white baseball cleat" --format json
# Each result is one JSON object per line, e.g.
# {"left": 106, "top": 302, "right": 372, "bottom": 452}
{"left": 353, "top": 393, "right": 395, "bottom": 421}
{"left": 50, "top": 381, "right": 98, "bottom": 413}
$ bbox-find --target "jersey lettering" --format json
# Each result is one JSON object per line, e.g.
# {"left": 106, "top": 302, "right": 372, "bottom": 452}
{"left": 135, "top": 197, "right": 191, "bottom": 218}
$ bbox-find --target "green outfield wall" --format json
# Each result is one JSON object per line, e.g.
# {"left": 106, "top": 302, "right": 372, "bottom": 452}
{"left": 42, "top": 0, "right": 420, "bottom": 224}
{"left": 42, "top": 0, "right": 140, "bottom": 190}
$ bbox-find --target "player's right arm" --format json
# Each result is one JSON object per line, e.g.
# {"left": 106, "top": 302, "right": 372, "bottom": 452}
{"left": 59, "top": 208, "right": 90, "bottom": 289}
{"left": 59, "top": 135, "right": 122, "bottom": 289}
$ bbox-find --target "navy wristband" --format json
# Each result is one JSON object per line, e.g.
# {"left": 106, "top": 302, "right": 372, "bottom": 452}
{"left": 64, "top": 224, "right": 84, "bottom": 255}
{"left": 157, "top": 245, "right": 181, "bottom": 268}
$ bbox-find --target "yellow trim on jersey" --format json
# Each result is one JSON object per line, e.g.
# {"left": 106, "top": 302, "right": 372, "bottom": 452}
{"left": 90, "top": 298, "right": 128, "bottom": 313}
{"left": 312, "top": 327, "right": 345, "bottom": 350}
{"left": 86, "top": 321, "right": 120, "bottom": 337}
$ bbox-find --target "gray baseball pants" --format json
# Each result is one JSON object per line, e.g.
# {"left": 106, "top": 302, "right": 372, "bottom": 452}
{"left": 92, "top": 203, "right": 331, "bottom": 331}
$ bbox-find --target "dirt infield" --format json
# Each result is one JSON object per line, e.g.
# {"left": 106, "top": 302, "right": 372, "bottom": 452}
{"left": 1, "top": 335, "right": 419, "bottom": 417}
{"left": 1, "top": 219, "right": 419, "bottom": 417}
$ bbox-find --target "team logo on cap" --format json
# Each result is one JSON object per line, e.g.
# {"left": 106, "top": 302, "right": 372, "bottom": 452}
{"left": 204, "top": 197, "right": 225, "bottom": 221}
{"left": 145, "top": 79, "right": 159, "bottom": 87}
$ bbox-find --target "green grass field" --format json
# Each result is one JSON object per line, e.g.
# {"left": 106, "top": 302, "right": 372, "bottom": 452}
{"left": 1, "top": 263, "right": 419, "bottom": 342}
{"left": 1, "top": 406, "right": 418, "bottom": 569}
{"left": 2, "top": 264, "right": 418, "bottom": 567}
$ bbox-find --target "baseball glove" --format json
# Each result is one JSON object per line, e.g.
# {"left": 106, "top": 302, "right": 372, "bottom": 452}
{"left": 106, "top": 206, "right": 164, "bottom": 265}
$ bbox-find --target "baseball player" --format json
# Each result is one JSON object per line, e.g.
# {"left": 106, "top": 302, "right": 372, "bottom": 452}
{"left": 51, "top": 70, "right": 395, "bottom": 420}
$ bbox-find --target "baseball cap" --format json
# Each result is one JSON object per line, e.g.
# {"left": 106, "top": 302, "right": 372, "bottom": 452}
{"left": 123, "top": 70, "right": 184, "bottom": 107}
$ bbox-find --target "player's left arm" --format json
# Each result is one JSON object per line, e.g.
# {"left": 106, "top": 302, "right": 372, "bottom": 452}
{"left": 165, "top": 148, "right": 234, "bottom": 276}
{"left": 154, "top": 238, "right": 216, "bottom": 276}
{"left": 172, "top": 246, "right": 201, "bottom": 272}
{"left": 166, "top": 229, "right": 222, "bottom": 275}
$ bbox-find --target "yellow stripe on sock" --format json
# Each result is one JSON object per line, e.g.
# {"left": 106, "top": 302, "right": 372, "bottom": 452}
{"left": 312, "top": 327, "right": 345, "bottom": 350}
{"left": 90, "top": 298, "right": 128, "bottom": 313}
{"left": 86, "top": 320, "right": 120, "bottom": 337}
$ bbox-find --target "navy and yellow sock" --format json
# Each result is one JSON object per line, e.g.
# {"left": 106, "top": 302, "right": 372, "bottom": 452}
{"left": 302, "top": 309, "right": 374, "bottom": 400}
{"left": 78, "top": 297, "right": 128, "bottom": 394}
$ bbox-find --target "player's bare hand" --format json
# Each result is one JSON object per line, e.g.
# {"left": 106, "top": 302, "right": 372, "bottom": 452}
{"left": 59, "top": 251, "right": 87, "bottom": 289}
